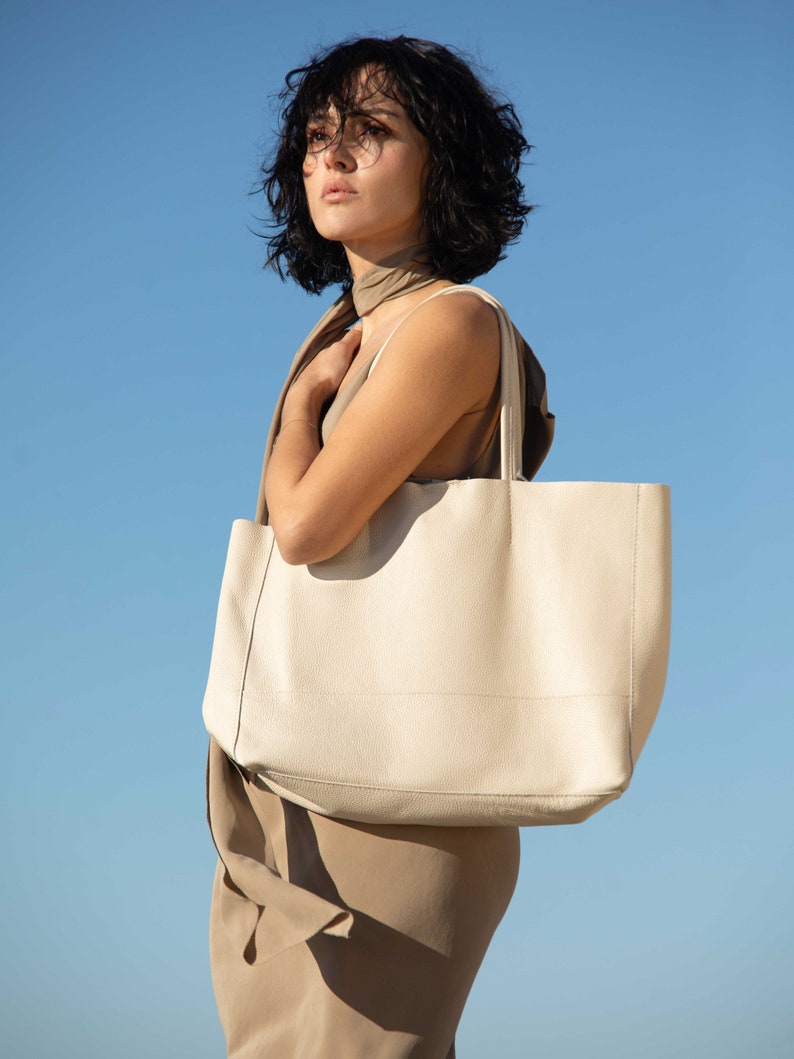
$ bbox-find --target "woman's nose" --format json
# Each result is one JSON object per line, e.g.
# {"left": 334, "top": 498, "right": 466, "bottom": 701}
{"left": 324, "top": 136, "right": 355, "bottom": 170}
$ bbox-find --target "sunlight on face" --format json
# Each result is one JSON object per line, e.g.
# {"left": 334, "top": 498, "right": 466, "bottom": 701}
{"left": 301, "top": 67, "right": 429, "bottom": 256}
{"left": 304, "top": 109, "right": 395, "bottom": 168}
{"left": 302, "top": 65, "right": 424, "bottom": 169}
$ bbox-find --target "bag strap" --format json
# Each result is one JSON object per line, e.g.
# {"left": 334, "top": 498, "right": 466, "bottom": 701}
{"left": 257, "top": 286, "right": 524, "bottom": 521}
{"left": 365, "top": 285, "right": 524, "bottom": 482}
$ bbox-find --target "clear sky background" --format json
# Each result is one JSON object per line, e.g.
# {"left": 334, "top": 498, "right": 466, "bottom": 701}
{"left": 1, "top": 1, "right": 791, "bottom": 1056}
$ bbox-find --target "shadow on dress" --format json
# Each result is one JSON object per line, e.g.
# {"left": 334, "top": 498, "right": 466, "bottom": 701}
{"left": 282, "top": 798, "right": 458, "bottom": 1056}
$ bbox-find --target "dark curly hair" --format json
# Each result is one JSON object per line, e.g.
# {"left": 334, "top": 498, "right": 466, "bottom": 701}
{"left": 258, "top": 36, "right": 533, "bottom": 293}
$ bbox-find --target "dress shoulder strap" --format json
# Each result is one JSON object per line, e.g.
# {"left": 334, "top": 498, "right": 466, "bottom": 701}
{"left": 366, "top": 284, "right": 489, "bottom": 376}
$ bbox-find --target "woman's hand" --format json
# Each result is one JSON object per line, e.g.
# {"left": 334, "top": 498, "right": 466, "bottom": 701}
{"left": 285, "top": 325, "right": 363, "bottom": 419}
{"left": 265, "top": 293, "right": 500, "bottom": 566}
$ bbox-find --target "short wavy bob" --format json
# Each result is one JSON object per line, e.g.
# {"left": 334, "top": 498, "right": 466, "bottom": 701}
{"left": 258, "top": 36, "right": 533, "bottom": 293}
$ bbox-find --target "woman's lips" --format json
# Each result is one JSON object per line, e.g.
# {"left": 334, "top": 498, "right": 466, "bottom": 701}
{"left": 321, "top": 182, "right": 356, "bottom": 201}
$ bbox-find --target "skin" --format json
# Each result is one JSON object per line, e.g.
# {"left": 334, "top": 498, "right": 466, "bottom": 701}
{"left": 265, "top": 72, "right": 501, "bottom": 565}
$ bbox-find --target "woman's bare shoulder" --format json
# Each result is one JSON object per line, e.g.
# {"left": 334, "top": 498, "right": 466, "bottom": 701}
{"left": 376, "top": 286, "right": 501, "bottom": 386}
{"left": 410, "top": 285, "right": 500, "bottom": 335}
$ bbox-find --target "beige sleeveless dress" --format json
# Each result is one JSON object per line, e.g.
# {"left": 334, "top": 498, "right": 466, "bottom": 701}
{"left": 207, "top": 337, "right": 521, "bottom": 1058}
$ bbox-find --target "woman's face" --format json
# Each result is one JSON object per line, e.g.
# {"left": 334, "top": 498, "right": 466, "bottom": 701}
{"left": 301, "top": 69, "right": 429, "bottom": 261}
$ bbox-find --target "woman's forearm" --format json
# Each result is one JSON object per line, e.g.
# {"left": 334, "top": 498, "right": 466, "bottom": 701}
{"left": 264, "top": 388, "right": 325, "bottom": 557}
{"left": 265, "top": 327, "right": 363, "bottom": 563}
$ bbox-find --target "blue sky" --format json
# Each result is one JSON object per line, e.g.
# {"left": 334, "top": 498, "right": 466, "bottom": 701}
{"left": 1, "top": 1, "right": 792, "bottom": 1056}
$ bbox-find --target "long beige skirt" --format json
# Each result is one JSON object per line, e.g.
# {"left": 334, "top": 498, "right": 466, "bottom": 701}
{"left": 207, "top": 738, "right": 519, "bottom": 1058}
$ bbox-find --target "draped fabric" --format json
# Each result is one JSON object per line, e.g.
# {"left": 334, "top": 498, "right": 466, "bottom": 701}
{"left": 206, "top": 249, "right": 553, "bottom": 1056}
{"left": 252, "top": 244, "right": 553, "bottom": 523}
{"left": 253, "top": 245, "right": 442, "bottom": 525}
{"left": 208, "top": 739, "right": 520, "bottom": 1058}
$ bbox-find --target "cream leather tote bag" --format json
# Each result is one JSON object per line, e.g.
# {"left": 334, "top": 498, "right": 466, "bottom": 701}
{"left": 203, "top": 287, "right": 671, "bottom": 827}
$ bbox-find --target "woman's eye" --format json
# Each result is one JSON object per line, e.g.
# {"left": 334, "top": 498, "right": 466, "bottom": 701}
{"left": 361, "top": 122, "right": 387, "bottom": 138}
{"left": 305, "top": 120, "right": 388, "bottom": 154}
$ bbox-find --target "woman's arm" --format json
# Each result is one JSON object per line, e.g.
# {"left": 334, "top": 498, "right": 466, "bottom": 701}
{"left": 265, "top": 293, "right": 500, "bottom": 565}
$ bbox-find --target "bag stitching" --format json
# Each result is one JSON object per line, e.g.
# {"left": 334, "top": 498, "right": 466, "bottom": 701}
{"left": 263, "top": 771, "right": 622, "bottom": 800}
{"left": 233, "top": 534, "right": 276, "bottom": 760}
{"left": 264, "top": 691, "right": 629, "bottom": 702}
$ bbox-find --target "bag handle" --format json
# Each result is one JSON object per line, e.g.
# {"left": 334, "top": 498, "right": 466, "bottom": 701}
{"left": 257, "top": 285, "right": 524, "bottom": 522}
{"left": 365, "top": 285, "right": 524, "bottom": 482}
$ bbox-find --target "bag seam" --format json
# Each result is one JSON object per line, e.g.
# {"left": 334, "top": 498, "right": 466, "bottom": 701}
{"left": 263, "top": 771, "right": 622, "bottom": 800}
{"left": 264, "top": 691, "right": 629, "bottom": 702}
{"left": 233, "top": 534, "right": 276, "bottom": 760}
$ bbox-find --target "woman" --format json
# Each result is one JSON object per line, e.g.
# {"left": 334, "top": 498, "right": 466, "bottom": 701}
{"left": 206, "top": 35, "right": 553, "bottom": 1058}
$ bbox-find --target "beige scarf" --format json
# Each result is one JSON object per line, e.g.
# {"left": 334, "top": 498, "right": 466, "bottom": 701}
{"left": 210, "top": 248, "right": 554, "bottom": 962}
{"left": 253, "top": 245, "right": 554, "bottom": 523}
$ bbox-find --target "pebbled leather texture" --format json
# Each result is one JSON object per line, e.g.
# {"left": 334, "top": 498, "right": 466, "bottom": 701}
{"left": 202, "top": 288, "right": 671, "bottom": 827}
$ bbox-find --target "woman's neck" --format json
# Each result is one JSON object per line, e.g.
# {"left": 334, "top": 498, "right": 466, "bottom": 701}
{"left": 357, "top": 278, "right": 454, "bottom": 345}
{"left": 346, "top": 243, "right": 445, "bottom": 342}
{"left": 344, "top": 239, "right": 424, "bottom": 284}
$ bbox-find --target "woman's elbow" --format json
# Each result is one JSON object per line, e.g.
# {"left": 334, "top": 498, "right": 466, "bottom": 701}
{"left": 272, "top": 513, "right": 346, "bottom": 566}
